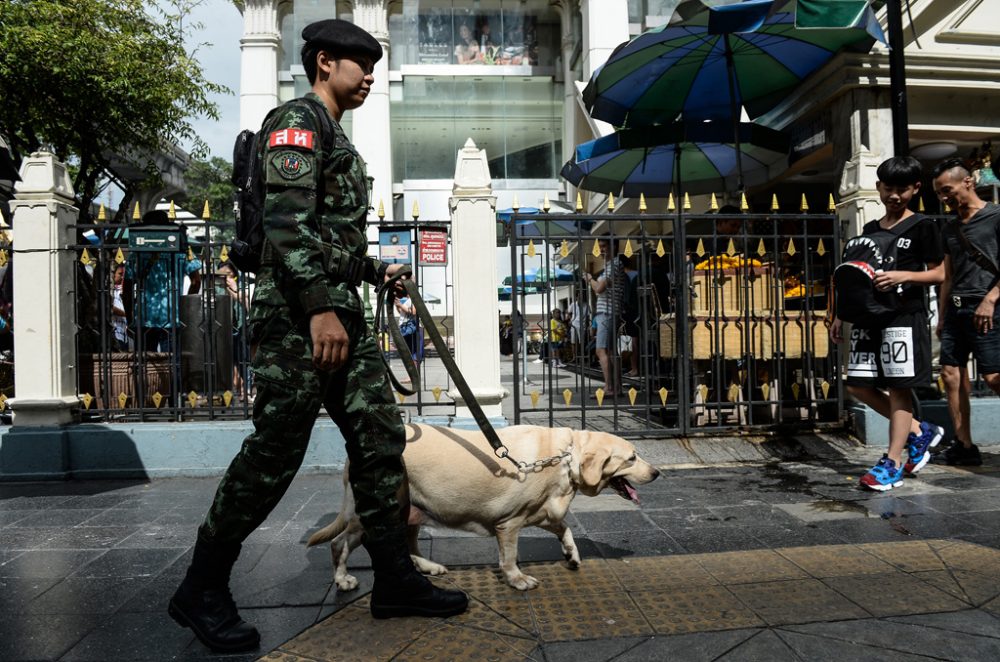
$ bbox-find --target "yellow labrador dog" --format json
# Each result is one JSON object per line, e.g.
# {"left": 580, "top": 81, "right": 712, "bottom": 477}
{"left": 307, "top": 423, "right": 659, "bottom": 591}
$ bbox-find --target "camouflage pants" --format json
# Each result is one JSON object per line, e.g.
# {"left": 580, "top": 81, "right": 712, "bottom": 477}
{"left": 199, "top": 307, "right": 405, "bottom": 544}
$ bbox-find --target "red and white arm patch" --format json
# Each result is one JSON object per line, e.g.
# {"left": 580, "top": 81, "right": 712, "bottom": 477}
{"left": 268, "top": 128, "right": 315, "bottom": 150}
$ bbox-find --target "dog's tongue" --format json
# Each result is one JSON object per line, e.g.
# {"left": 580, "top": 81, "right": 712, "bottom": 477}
{"left": 611, "top": 477, "right": 640, "bottom": 505}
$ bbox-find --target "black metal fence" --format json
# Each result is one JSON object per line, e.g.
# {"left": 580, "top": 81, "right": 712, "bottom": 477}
{"left": 506, "top": 210, "right": 843, "bottom": 436}
{"left": 68, "top": 219, "right": 457, "bottom": 422}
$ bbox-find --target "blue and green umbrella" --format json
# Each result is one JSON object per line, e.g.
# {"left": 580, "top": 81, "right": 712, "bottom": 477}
{"left": 583, "top": 0, "right": 886, "bottom": 128}
{"left": 561, "top": 120, "right": 789, "bottom": 198}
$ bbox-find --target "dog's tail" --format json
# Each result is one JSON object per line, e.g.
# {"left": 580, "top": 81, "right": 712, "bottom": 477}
{"left": 306, "top": 513, "right": 348, "bottom": 547}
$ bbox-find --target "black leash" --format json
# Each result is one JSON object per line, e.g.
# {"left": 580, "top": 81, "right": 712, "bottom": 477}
{"left": 375, "top": 267, "right": 520, "bottom": 470}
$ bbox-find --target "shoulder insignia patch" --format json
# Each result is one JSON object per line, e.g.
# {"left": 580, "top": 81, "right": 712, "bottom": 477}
{"left": 270, "top": 150, "right": 313, "bottom": 181}
{"left": 269, "top": 128, "right": 315, "bottom": 150}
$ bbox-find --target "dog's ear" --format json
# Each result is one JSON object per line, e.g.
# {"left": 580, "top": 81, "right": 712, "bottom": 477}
{"left": 580, "top": 449, "right": 610, "bottom": 488}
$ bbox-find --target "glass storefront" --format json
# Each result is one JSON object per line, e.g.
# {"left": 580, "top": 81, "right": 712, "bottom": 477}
{"left": 389, "top": 0, "right": 559, "bottom": 69}
{"left": 391, "top": 76, "right": 561, "bottom": 181}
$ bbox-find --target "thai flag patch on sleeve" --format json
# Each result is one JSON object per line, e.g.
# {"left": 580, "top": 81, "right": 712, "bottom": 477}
{"left": 268, "top": 128, "right": 315, "bottom": 150}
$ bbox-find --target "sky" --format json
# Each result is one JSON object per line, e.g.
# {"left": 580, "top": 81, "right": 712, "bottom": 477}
{"left": 184, "top": 0, "right": 244, "bottom": 160}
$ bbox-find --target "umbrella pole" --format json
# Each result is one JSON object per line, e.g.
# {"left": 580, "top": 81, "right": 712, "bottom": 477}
{"left": 723, "top": 34, "right": 744, "bottom": 193}
{"left": 673, "top": 142, "right": 691, "bottom": 433}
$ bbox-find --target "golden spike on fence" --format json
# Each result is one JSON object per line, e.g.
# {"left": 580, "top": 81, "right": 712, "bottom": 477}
{"left": 726, "top": 238, "right": 736, "bottom": 257}
{"left": 791, "top": 383, "right": 800, "bottom": 399}
{"left": 639, "top": 193, "right": 647, "bottom": 213}
{"left": 188, "top": 391, "right": 199, "bottom": 408}
{"left": 202, "top": 200, "right": 211, "bottom": 220}
{"left": 412, "top": 200, "right": 420, "bottom": 220}
{"left": 98, "top": 204, "right": 106, "bottom": 221}
{"left": 80, "top": 393, "right": 93, "bottom": 409}
{"left": 658, "top": 387, "right": 669, "bottom": 406}
{"left": 512, "top": 194, "right": 520, "bottom": 211}
{"left": 817, "top": 238, "right": 826, "bottom": 256}
{"left": 668, "top": 191, "right": 676, "bottom": 211}
{"left": 118, "top": 392, "right": 128, "bottom": 409}
{"left": 223, "top": 391, "right": 233, "bottom": 407}
{"left": 219, "top": 245, "right": 229, "bottom": 263}
{"left": 656, "top": 239, "right": 666, "bottom": 257}
{"left": 799, "top": 193, "right": 809, "bottom": 213}
{"left": 821, "top": 381, "right": 830, "bottom": 399}
{"left": 169, "top": 200, "right": 177, "bottom": 219}
{"left": 527, "top": 239, "right": 536, "bottom": 257}
{"left": 628, "top": 387, "right": 638, "bottom": 406}
{"left": 828, "top": 194, "right": 836, "bottom": 212}
{"left": 624, "top": 238, "right": 634, "bottom": 258}
{"left": 530, "top": 390, "right": 540, "bottom": 408}
{"left": 377, "top": 199, "right": 385, "bottom": 220}
{"left": 115, "top": 248, "right": 125, "bottom": 264}
{"left": 559, "top": 239, "right": 569, "bottom": 258}
{"left": 0, "top": 394, "right": 6, "bottom": 411}
{"left": 397, "top": 392, "right": 406, "bottom": 403}
{"left": 683, "top": 192, "right": 692, "bottom": 210}
{"left": 592, "top": 239, "right": 601, "bottom": 257}
{"left": 80, "top": 248, "right": 92, "bottom": 266}
{"left": 919, "top": 197, "right": 926, "bottom": 213}
{"left": 595, "top": 387, "right": 605, "bottom": 406}
{"left": 132, "top": 202, "right": 141, "bottom": 220}
{"left": 562, "top": 389, "right": 573, "bottom": 406}
{"left": 786, "top": 238, "right": 797, "bottom": 256}
{"left": 430, "top": 386, "right": 443, "bottom": 402}
{"left": 937, "top": 375, "right": 944, "bottom": 392}
{"left": 152, "top": 392, "right": 163, "bottom": 408}
{"left": 542, "top": 193, "right": 551, "bottom": 213}
{"left": 771, "top": 194, "right": 780, "bottom": 212}
{"left": 0, "top": 251, "right": 7, "bottom": 268}
{"left": 695, "top": 238, "right": 706, "bottom": 257}
{"left": 575, "top": 192, "right": 583, "bottom": 211}
{"left": 761, "top": 382, "right": 771, "bottom": 400}
{"left": 709, "top": 193, "right": 719, "bottom": 211}
{"left": 699, "top": 384, "right": 709, "bottom": 401}
{"left": 607, "top": 192, "right": 615, "bottom": 211}
{"left": 741, "top": 192, "right": 750, "bottom": 212}
{"left": 728, "top": 383, "right": 740, "bottom": 403}
{"left": 187, "top": 246, "right": 195, "bottom": 262}
{"left": 757, "top": 238, "right": 767, "bottom": 257}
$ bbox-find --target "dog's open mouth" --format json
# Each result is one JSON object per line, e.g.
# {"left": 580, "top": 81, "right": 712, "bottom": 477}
{"left": 610, "top": 477, "right": 639, "bottom": 504}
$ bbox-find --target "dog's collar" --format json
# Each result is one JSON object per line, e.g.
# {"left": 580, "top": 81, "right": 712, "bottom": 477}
{"left": 518, "top": 439, "right": 573, "bottom": 474}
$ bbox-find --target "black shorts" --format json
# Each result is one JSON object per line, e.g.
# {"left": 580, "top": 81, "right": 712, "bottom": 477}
{"left": 939, "top": 303, "right": 1000, "bottom": 374}
{"left": 845, "top": 310, "right": 931, "bottom": 389}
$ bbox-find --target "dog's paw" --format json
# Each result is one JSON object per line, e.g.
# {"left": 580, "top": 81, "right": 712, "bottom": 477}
{"left": 335, "top": 574, "right": 359, "bottom": 592}
{"left": 413, "top": 556, "right": 448, "bottom": 576}
{"left": 506, "top": 572, "right": 539, "bottom": 591}
{"left": 565, "top": 555, "right": 580, "bottom": 570}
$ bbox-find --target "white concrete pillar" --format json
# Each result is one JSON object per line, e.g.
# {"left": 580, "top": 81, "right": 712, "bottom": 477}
{"left": 835, "top": 90, "right": 894, "bottom": 239}
{"left": 8, "top": 152, "right": 80, "bottom": 426}
{"left": 353, "top": 0, "right": 394, "bottom": 222}
{"left": 580, "top": 0, "right": 629, "bottom": 80}
{"left": 449, "top": 139, "right": 506, "bottom": 419}
{"left": 239, "top": 0, "right": 281, "bottom": 132}
{"left": 558, "top": 1, "right": 578, "bottom": 174}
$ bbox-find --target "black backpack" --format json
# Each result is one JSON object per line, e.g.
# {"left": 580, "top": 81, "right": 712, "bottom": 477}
{"left": 834, "top": 214, "right": 922, "bottom": 325}
{"left": 229, "top": 98, "right": 335, "bottom": 274}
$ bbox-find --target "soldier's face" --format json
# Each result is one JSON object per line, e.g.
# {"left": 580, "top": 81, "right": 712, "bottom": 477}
{"left": 331, "top": 56, "right": 374, "bottom": 111}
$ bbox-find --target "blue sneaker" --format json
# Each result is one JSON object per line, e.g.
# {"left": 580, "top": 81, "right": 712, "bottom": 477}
{"left": 860, "top": 454, "right": 904, "bottom": 491}
{"left": 904, "top": 421, "right": 944, "bottom": 475}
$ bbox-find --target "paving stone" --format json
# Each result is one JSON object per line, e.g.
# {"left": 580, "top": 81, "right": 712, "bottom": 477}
{"left": 887, "top": 609, "right": 1000, "bottom": 640}
{"left": 776, "top": 544, "right": 897, "bottom": 577}
{"left": 822, "top": 571, "right": 970, "bottom": 616}
{"left": 585, "top": 529, "right": 687, "bottom": 557}
{"left": 776, "top": 500, "right": 873, "bottom": 522}
{"left": 630, "top": 584, "right": 763, "bottom": 635}
{"left": 25, "top": 575, "right": 151, "bottom": 615}
{"left": 0, "top": 549, "right": 106, "bottom": 578}
{"left": 782, "top": 618, "right": 1000, "bottom": 660}
{"left": 543, "top": 636, "right": 649, "bottom": 662}
{"left": 776, "top": 627, "right": 936, "bottom": 661}
{"left": 667, "top": 525, "right": 773, "bottom": 554}
{"left": 0, "top": 612, "right": 104, "bottom": 661}
{"left": 857, "top": 540, "right": 948, "bottom": 572}
{"left": 727, "top": 578, "right": 870, "bottom": 626}
{"left": 606, "top": 555, "right": 718, "bottom": 591}
{"left": 72, "top": 547, "right": 186, "bottom": 579}
{"left": 694, "top": 549, "right": 809, "bottom": 584}
{"left": 715, "top": 629, "right": 802, "bottom": 661}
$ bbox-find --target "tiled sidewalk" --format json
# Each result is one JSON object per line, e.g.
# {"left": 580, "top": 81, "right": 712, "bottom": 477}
{"left": 1, "top": 444, "right": 998, "bottom": 661}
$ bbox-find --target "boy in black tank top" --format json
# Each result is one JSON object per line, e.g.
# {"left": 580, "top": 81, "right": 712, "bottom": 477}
{"left": 831, "top": 156, "right": 945, "bottom": 490}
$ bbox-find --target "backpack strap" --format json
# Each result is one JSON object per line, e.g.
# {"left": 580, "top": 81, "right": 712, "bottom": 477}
{"left": 949, "top": 219, "right": 1000, "bottom": 277}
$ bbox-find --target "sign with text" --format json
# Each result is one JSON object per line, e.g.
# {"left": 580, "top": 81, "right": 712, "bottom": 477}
{"left": 379, "top": 230, "right": 412, "bottom": 264}
{"left": 418, "top": 230, "right": 448, "bottom": 266}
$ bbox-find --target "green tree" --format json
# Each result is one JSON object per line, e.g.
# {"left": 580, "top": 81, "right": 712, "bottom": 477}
{"left": 0, "top": 0, "right": 228, "bottom": 222}
{"left": 181, "top": 155, "right": 236, "bottom": 244}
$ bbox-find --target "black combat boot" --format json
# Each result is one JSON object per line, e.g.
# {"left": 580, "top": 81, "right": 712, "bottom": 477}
{"left": 168, "top": 535, "right": 260, "bottom": 652}
{"left": 364, "top": 532, "right": 469, "bottom": 619}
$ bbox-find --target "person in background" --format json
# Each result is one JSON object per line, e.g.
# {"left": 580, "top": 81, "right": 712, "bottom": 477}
{"left": 584, "top": 237, "right": 626, "bottom": 395}
{"left": 394, "top": 294, "right": 420, "bottom": 383}
{"left": 567, "top": 296, "right": 590, "bottom": 363}
{"left": 110, "top": 263, "right": 130, "bottom": 351}
{"left": 217, "top": 261, "right": 250, "bottom": 397}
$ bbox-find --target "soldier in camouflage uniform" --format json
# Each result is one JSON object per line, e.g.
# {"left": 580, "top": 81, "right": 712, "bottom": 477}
{"left": 168, "top": 19, "right": 467, "bottom": 654}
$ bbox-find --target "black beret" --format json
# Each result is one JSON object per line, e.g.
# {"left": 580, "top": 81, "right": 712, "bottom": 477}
{"left": 302, "top": 19, "right": 382, "bottom": 63}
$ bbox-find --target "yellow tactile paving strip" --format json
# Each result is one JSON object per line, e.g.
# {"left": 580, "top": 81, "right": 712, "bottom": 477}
{"left": 260, "top": 540, "right": 1000, "bottom": 662}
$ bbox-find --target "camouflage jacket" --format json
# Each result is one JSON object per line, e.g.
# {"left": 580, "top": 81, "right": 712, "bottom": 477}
{"left": 250, "top": 92, "right": 386, "bottom": 327}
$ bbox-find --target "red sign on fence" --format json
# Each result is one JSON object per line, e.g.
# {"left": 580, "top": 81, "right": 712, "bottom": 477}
{"left": 418, "top": 230, "right": 448, "bottom": 266}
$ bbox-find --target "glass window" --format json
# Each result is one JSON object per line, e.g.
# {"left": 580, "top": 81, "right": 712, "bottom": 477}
{"left": 392, "top": 76, "right": 561, "bottom": 181}
{"left": 388, "top": 0, "right": 557, "bottom": 67}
